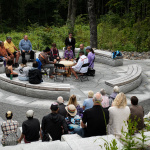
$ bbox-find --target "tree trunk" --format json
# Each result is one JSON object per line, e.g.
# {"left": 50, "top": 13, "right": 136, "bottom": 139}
{"left": 0, "top": 2, "right": 3, "bottom": 33}
{"left": 87, "top": 0, "right": 97, "bottom": 48}
{"left": 67, "top": 0, "right": 72, "bottom": 20}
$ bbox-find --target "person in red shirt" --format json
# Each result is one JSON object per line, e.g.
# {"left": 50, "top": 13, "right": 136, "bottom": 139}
{"left": 50, "top": 43, "right": 61, "bottom": 61}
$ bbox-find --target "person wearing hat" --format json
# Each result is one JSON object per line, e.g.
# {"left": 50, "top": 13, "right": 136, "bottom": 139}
{"left": 1, "top": 111, "right": 19, "bottom": 146}
{"left": 86, "top": 46, "right": 95, "bottom": 69}
{"left": 74, "top": 92, "right": 109, "bottom": 138}
{"left": 39, "top": 47, "right": 55, "bottom": 79}
{"left": 41, "top": 103, "right": 68, "bottom": 141}
{"left": 57, "top": 96, "right": 67, "bottom": 118}
{"left": 4, "top": 36, "right": 20, "bottom": 68}
{"left": 18, "top": 110, "right": 40, "bottom": 143}
{"left": 83, "top": 90, "right": 94, "bottom": 111}
{"left": 65, "top": 104, "right": 81, "bottom": 134}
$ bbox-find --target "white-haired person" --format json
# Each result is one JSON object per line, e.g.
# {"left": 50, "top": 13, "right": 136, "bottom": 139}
{"left": 74, "top": 92, "right": 109, "bottom": 137}
{"left": 109, "top": 86, "right": 120, "bottom": 106}
{"left": 100, "top": 89, "right": 110, "bottom": 109}
{"left": 83, "top": 90, "right": 94, "bottom": 111}
{"left": 57, "top": 96, "right": 67, "bottom": 118}
{"left": 18, "top": 110, "right": 40, "bottom": 143}
{"left": 108, "top": 93, "right": 130, "bottom": 139}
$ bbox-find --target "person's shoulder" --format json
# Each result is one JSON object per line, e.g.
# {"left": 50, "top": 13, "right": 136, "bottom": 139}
{"left": 33, "top": 118, "right": 40, "bottom": 122}
{"left": 4, "top": 40, "right": 7, "bottom": 44}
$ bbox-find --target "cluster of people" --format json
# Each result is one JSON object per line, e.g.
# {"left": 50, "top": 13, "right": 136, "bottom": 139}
{"left": 1, "top": 86, "right": 145, "bottom": 146}
{"left": 0, "top": 33, "right": 95, "bottom": 81}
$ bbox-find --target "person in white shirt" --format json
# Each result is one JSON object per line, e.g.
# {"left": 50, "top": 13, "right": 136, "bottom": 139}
{"left": 71, "top": 51, "right": 88, "bottom": 80}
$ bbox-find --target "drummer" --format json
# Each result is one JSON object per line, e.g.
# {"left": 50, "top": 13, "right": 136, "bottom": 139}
{"left": 71, "top": 51, "right": 88, "bottom": 80}
{"left": 64, "top": 46, "right": 74, "bottom": 61}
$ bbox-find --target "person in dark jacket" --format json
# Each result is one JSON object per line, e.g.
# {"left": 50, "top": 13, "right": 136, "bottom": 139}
{"left": 57, "top": 96, "right": 67, "bottom": 118}
{"left": 18, "top": 110, "right": 40, "bottom": 143}
{"left": 29, "top": 61, "right": 42, "bottom": 84}
{"left": 65, "top": 33, "right": 76, "bottom": 56}
{"left": 41, "top": 103, "right": 68, "bottom": 141}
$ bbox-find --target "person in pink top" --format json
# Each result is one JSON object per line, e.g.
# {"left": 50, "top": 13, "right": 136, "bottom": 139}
{"left": 100, "top": 89, "right": 110, "bottom": 109}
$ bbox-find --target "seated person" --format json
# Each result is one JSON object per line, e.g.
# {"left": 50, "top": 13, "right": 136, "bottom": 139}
{"left": 64, "top": 46, "right": 74, "bottom": 60}
{"left": 86, "top": 46, "right": 95, "bottom": 69}
{"left": 1, "top": 111, "right": 19, "bottom": 146}
{"left": 71, "top": 51, "right": 88, "bottom": 80}
{"left": 39, "top": 47, "right": 55, "bottom": 79}
{"left": 129, "top": 96, "right": 144, "bottom": 130}
{"left": 0, "top": 41, "right": 12, "bottom": 63}
{"left": 18, "top": 59, "right": 30, "bottom": 81}
{"left": 4, "top": 36, "right": 20, "bottom": 68}
{"left": 65, "top": 104, "right": 80, "bottom": 134}
{"left": 19, "top": 35, "right": 35, "bottom": 62}
{"left": 83, "top": 91, "right": 94, "bottom": 111}
{"left": 75, "top": 44, "right": 87, "bottom": 61}
{"left": 50, "top": 43, "right": 61, "bottom": 61}
{"left": 18, "top": 110, "right": 40, "bottom": 143}
{"left": 29, "top": 61, "right": 42, "bottom": 84}
{"left": 5, "top": 59, "right": 18, "bottom": 78}
{"left": 100, "top": 89, "right": 110, "bottom": 109}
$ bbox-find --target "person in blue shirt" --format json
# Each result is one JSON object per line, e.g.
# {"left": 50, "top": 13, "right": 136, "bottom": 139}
{"left": 19, "top": 35, "right": 35, "bottom": 62}
{"left": 83, "top": 90, "right": 94, "bottom": 111}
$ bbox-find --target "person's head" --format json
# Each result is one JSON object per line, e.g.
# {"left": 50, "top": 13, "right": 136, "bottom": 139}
{"left": 86, "top": 46, "right": 94, "bottom": 54}
{"left": 26, "top": 110, "right": 34, "bottom": 119}
{"left": 52, "top": 43, "right": 56, "bottom": 48}
{"left": 65, "top": 104, "right": 77, "bottom": 117}
{"left": 88, "top": 90, "right": 94, "bottom": 98}
{"left": 79, "top": 51, "right": 84, "bottom": 57}
{"left": 131, "top": 96, "right": 138, "bottom": 105}
{"left": 6, "top": 111, "right": 13, "bottom": 120}
{"left": 0, "top": 41, "right": 4, "bottom": 47}
{"left": 7, "top": 59, "right": 13, "bottom": 66}
{"left": 69, "top": 33, "right": 73, "bottom": 38}
{"left": 113, "top": 92, "right": 127, "bottom": 108}
{"left": 44, "top": 47, "right": 50, "bottom": 53}
{"left": 113, "top": 86, "right": 119, "bottom": 93}
{"left": 21, "top": 59, "right": 27, "bottom": 66}
{"left": 6, "top": 36, "right": 12, "bottom": 43}
{"left": 24, "top": 35, "right": 28, "bottom": 40}
{"left": 57, "top": 96, "right": 64, "bottom": 104}
{"left": 32, "top": 61, "right": 38, "bottom": 68}
{"left": 68, "top": 95, "right": 78, "bottom": 107}
{"left": 80, "top": 44, "right": 84, "bottom": 50}
{"left": 67, "top": 46, "right": 71, "bottom": 51}
{"left": 93, "top": 92, "right": 103, "bottom": 105}
{"left": 100, "top": 89, "right": 106, "bottom": 96}
{"left": 50, "top": 102, "right": 59, "bottom": 113}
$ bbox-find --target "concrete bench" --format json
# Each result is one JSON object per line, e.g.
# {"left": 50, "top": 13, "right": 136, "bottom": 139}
{"left": 0, "top": 73, "right": 70, "bottom": 100}
{"left": 105, "top": 64, "right": 142, "bottom": 94}
{"left": 0, "top": 61, "right": 5, "bottom": 73}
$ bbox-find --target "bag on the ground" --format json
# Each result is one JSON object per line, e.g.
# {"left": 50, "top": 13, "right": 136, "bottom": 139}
{"left": 112, "top": 50, "right": 122, "bottom": 59}
{"left": 29, "top": 69, "right": 42, "bottom": 84}
{"left": 86, "top": 68, "right": 95, "bottom": 76}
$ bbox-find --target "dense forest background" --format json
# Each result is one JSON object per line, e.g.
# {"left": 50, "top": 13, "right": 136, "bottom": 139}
{"left": 0, "top": 0, "right": 150, "bottom": 51}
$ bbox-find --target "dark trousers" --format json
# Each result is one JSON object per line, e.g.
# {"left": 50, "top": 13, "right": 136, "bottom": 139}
{"left": 22, "top": 50, "right": 35, "bottom": 59}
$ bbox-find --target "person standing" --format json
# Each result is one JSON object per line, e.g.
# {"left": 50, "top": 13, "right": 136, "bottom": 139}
{"left": 4, "top": 37, "right": 20, "bottom": 68}
{"left": 18, "top": 110, "right": 40, "bottom": 143}
{"left": 65, "top": 33, "right": 76, "bottom": 56}
{"left": 19, "top": 35, "right": 35, "bottom": 62}
{"left": 86, "top": 46, "right": 95, "bottom": 69}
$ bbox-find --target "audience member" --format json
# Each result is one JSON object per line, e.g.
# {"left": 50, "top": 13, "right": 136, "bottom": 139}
{"left": 71, "top": 51, "right": 88, "bottom": 80}
{"left": 65, "top": 104, "right": 80, "bottom": 134}
{"left": 19, "top": 35, "right": 34, "bottom": 62}
{"left": 57, "top": 96, "right": 67, "bottom": 118}
{"left": 18, "top": 59, "right": 30, "bottom": 81}
{"left": 75, "top": 92, "right": 109, "bottom": 137}
{"left": 108, "top": 93, "right": 130, "bottom": 138}
{"left": 64, "top": 46, "right": 74, "bottom": 60}
{"left": 18, "top": 110, "right": 40, "bottom": 143}
{"left": 1, "top": 111, "right": 19, "bottom": 146}
{"left": 65, "top": 33, "right": 76, "bottom": 55}
{"left": 68, "top": 95, "right": 83, "bottom": 117}
{"left": 86, "top": 46, "right": 95, "bottom": 69}
{"left": 100, "top": 89, "right": 110, "bottom": 109}
{"left": 130, "top": 96, "right": 144, "bottom": 130}
{"left": 5, "top": 59, "right": 18, "bottom": 77}
{"left": 29, "top": 61, "right": 42, "bottom": 84}
{"left": 4, "top": 36, "right": 20, "bottom": 68}
{"left": 83, "top": 90, "right": 94, "bottom": 111}
{"left": 50, "top": 43, "right": 61, "bottom": 61}
{"left": 39, "top": 47, "right": 55, "bottom": 79}
{"left": 109, "top": 86, "right": 119, "bottom": 106}
{"left": 76, "top": 44, "right": 87, "bottom": 60}
{"left": 41, "top": 103, "right": 68, "bottom": 141}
